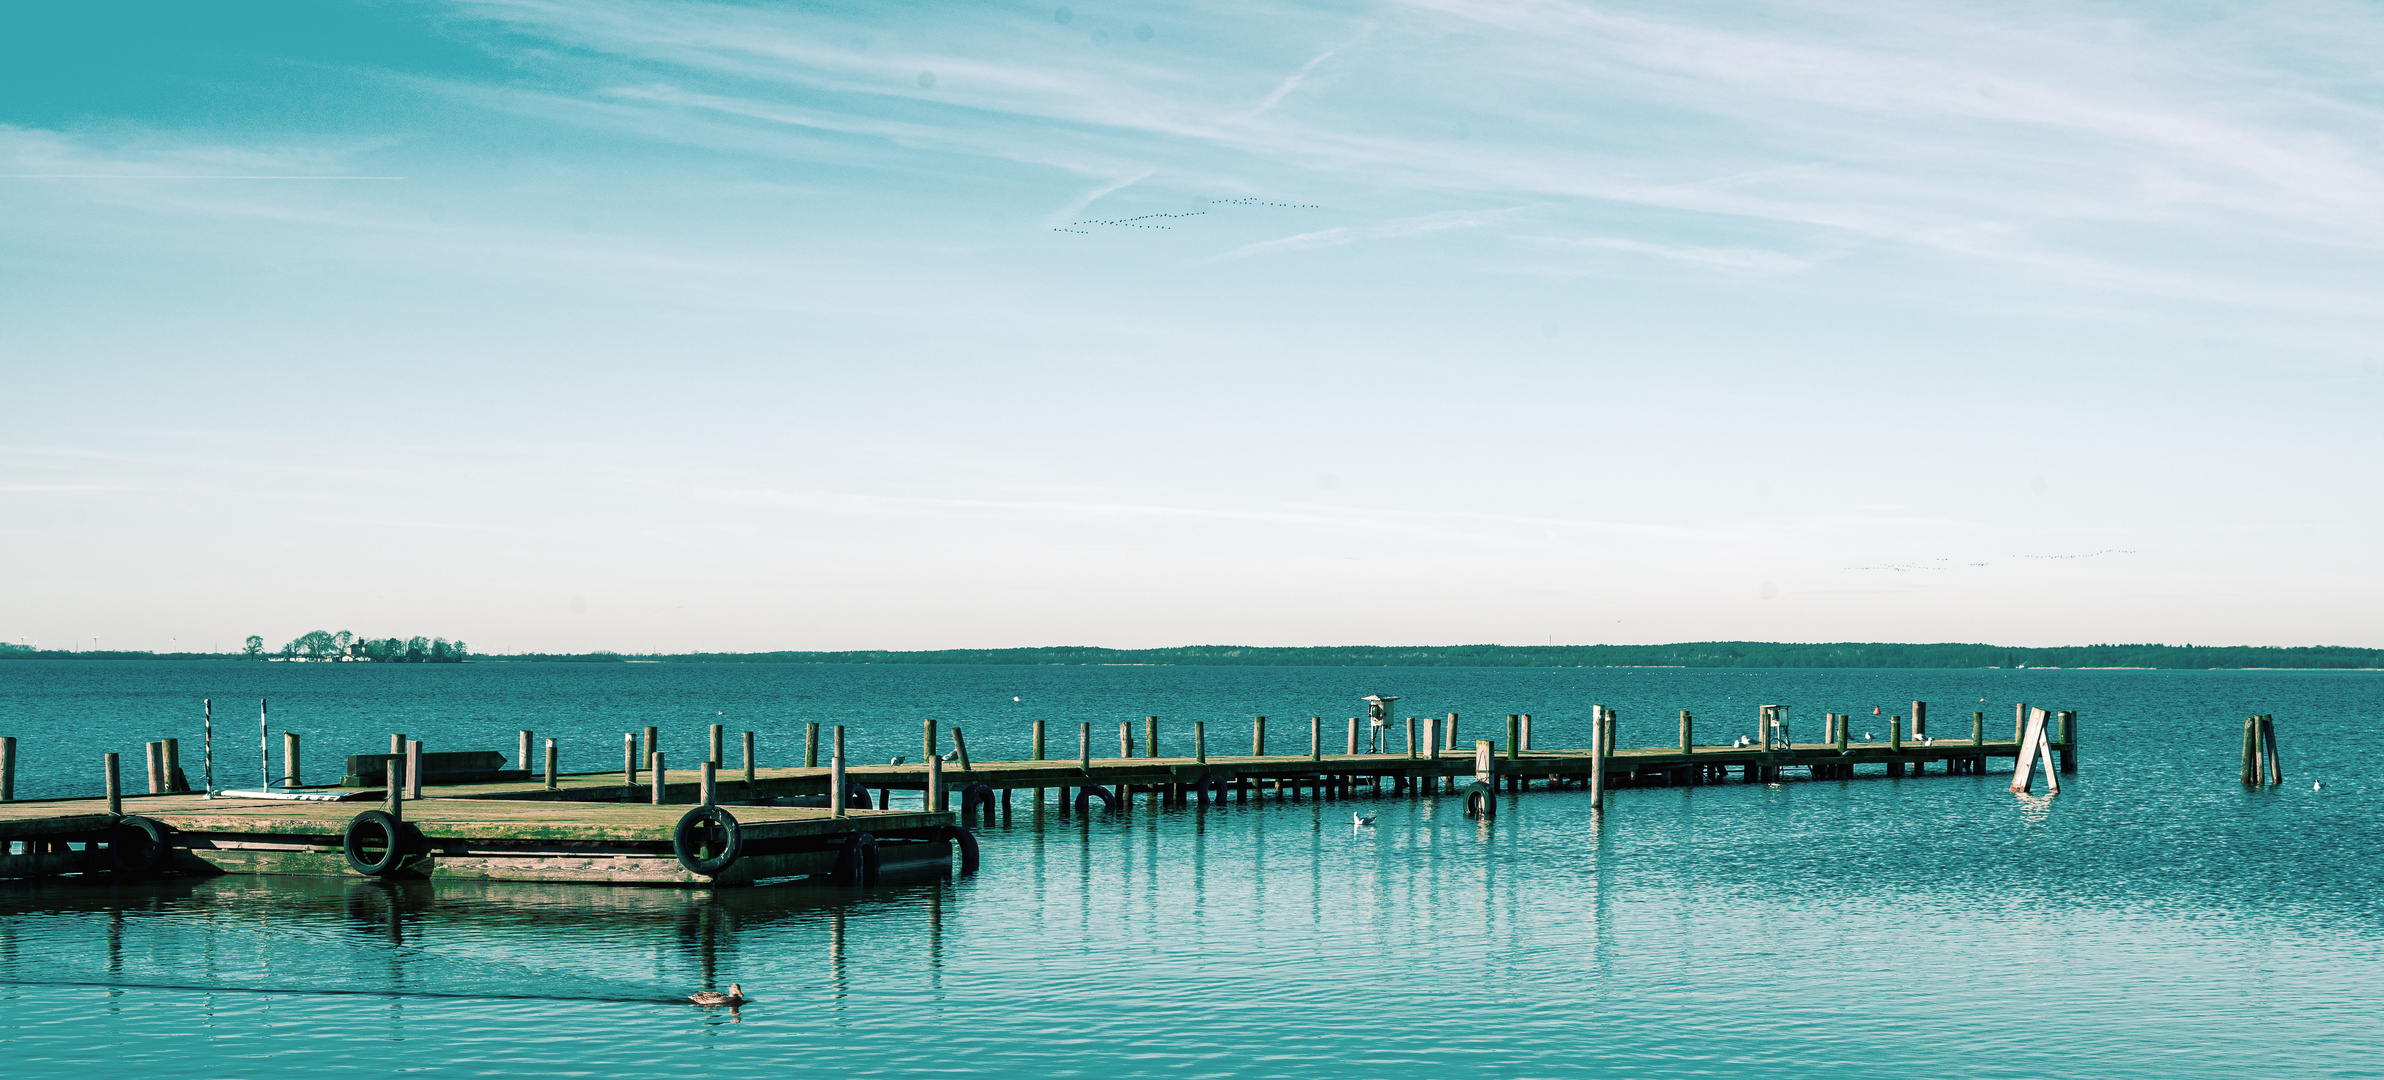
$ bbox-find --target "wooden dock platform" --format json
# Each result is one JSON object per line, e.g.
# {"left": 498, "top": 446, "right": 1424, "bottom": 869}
{"left": 0, "top": 706, "right": 2076, "bottom": 887}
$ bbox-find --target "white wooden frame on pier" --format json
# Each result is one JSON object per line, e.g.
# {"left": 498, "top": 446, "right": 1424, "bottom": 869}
{"left": 2009, "top": 707, "right": 2060, "bottom": 795}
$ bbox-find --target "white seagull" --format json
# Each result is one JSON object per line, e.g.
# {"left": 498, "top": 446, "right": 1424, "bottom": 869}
{"left": 1352, "top": 812, "right": 1376, "bottom": 827}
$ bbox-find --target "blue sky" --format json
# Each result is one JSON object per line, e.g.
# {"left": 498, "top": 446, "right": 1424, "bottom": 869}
{"left": 3, "top": 1, "right": 2379, "bottom": 653}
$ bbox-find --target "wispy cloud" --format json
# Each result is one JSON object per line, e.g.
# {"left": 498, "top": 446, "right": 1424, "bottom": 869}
{"left": 1209, "top": 206, "right": 1530, "bottom": 261}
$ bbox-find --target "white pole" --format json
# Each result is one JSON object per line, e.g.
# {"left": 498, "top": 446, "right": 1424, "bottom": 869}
{"left": 202, "top": 698, "right": 215, "bottom": 799}
{"left": 259, "top": 698, "right": 269, "bottom": 789}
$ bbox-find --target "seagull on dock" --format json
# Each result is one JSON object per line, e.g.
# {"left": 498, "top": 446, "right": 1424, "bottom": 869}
{"left": 1353, "top": 812, "right": 1376, "bottom": 827}
{"left": 940, "top": 750, "right": 960, "bottom": 762}
{"left": 890, "top": 756, "right": 906, "bottom": 766}
{"left": 689, "top": 983, "right": 746, "bottom": 1006}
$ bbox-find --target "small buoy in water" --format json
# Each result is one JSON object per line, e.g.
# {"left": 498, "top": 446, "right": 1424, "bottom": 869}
{"left": 1352, "top": 812, "right": 1375, "bottom": 827}
{"left": 689, "top": 983, "right": 746, "bottom": 1006}
{"left": 1013, "top": 696, "right": 1021, "bottom": 702}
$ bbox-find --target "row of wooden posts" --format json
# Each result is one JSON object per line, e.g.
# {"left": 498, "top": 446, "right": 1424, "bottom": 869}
{"left": 2241, "top": 715, "right": 2284, "bottom": 787}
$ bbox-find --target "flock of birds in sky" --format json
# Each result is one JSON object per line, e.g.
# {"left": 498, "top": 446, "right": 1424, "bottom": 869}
{"left": 1053, "top": 198, "right": 1323, "bottom": 235}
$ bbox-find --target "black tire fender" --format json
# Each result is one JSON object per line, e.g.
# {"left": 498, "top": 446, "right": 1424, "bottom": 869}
{"left": 833, "top": 832, "right": 880, "bottom": 885}
{"left": 945, "top": 825, "right": 980, "bottom": 875}
{"left": 1072, "top": 785, "right": 1119, "bottom": 812}
{"left": 108, "top": 815, "right": 170, "bottom": 875}
{"left": 340, "top": 810, "right": 409, "bottom": 877}
{"left": 672, "top": 805, "right": 744, "bottom": 877}
{"left": 1191, "top": 772, "right": 1229, "bottom": 805}
{"left": 1461, "top": 781, "right": 1497, "bottom": 820}
{"left": 959, "top": 783, "right": 996, "bottom": 825}
{"left": 844, "top": 783, "right": 875, "bottom": 810}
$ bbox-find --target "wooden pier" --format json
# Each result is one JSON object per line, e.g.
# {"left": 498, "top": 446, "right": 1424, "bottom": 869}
{"left": 0, "top": 704, "right": 2075, "bottom": 887}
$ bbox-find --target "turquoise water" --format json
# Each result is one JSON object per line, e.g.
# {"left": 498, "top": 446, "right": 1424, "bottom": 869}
{"left": 2, "top": 661, "right": 2381, "bottom": 1078}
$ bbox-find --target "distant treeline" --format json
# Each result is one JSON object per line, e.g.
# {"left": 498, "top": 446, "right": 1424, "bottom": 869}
{"left": 482, "top": 642, "right": 2384, "bottom": 669}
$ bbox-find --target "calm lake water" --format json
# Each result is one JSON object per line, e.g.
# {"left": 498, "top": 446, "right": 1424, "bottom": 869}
{"left": 2, "top": 660, "right": 2381, "bottom": 1078}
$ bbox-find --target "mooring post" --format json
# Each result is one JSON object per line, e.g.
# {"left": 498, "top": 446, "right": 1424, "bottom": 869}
{"left": 1033, "top": 720, "right": 1047, "bottom": 761}
{"left": 405, "top": 740, "right": 424, "bottom": 800}
{"left": 1422, "top": 716, "right": 1438, "bottom": 760}
{"left": 1252, "top": 716, "right": 1266, "bottom": 756}
{"left": 1889, "top": 713, "right": 1902, "bottom": 752}
{"left": 927, "top": 751, "right": 944, "bottom": 814}
{"left": 2261, "top": 715, "right": 2282, "bottom": 785}
{"left": 1078, "top": 721, "right": 1092, "bottom": 769}
{"left": 1911, "top": 701, "right": 1928, "bottom": 742}
{"left": 1836, "top": 713, "right": 1849, "bottom": 753}
{"left": 1309, "top": 717, "right": 1321, "bottom": 761}
{"left": 2014, "top": 703, "right": 2027, "bottom": 743}
{"left": 805, "top": 722, "right": 820, "bottom": 769}
{"left": 1145, "top": 716, "right": 1159, "bottom": 758}
{"left": 2239, "top": 716, "right": 2259, "bottom": 787}
{"left": 1119, "top": 721, "right": 1133, "bottom": 758}
{"left": 519, "top": 731, "right": 534, "bottom": 778}
{"left": 700, "top": 761, "right": 717, "bottom": 807}
{"left": 1446, "top": 712, "right": 1460, "bottom": 751}
{"left": 545, "top": 738, "right": 558, "bottom": 790}
{"left": 1506, "top": 715, "right": 1521, "bottom": 763}
{"left": 832, "top": 725, "right": 849, "bottom": 819}
{"left": 0, "top": 735, "right": 14, "bottom": 802}
{"left": 741, "top": 731, "right": 755, "bottom": 795}
{"left": 650, "top": 751, "right": 667, "bottom": 804}
{"left": 143, "top": 740, "right": 162, "bottom": 794}
{"left": 1679, "top": 710, "right": 1693, "bottom": 754}
{"left": 952, "top": 727, "right": 972, "bottom": 772}
{"left": 1476, "top": 739, "right": 1495, "bottom": 790}
{"left": 2057, "top": 711, "right": 2078, "bottom": 773}
{"left": 923, "top": 718, "right": 937, "bottom": 764}
{"left": 1345, "top": 717, "right": 1359, "bottom": 755}
{"left": 1972, "top": 711, "right": 1984, "bottom": 746}
{"left": 642, "top": 726, "right": 659, "bottom": 770}
{"left": 1589, "top": 706, "right": 1606, "bottom": 811}
{"left": 708, "top": 724, "right": 724, "bottom": 767}
{"left": 623, "top": 732, "right": 637, "bottom": 796}
{"left": 384, "top": 753, "right": 405, "bottom": 821}
{"left": 1406, "top": 716, "right": 1418, "bottom": 758}
{"left": 162, "top": 738, "right": 183, "bottom": 792}
{"left": 105, "top": 752, "right": 122, "bottom": 815}
{"left": 1521, "top": 713, "right": 1533, "bottom": 752}
{"left": 277, "top": 730, "right": 300, "bottom": 789}
{"left": 1194, "top": 721, "right": 1207, "bottom": 763}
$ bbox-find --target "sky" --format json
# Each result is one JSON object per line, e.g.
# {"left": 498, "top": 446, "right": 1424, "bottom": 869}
{"left": 3, "top": 0, "right": 2380, "bottom": 654}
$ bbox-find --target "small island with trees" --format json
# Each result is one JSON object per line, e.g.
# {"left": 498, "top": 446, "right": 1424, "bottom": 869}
{"left": 247, "top": 631, "right": 470, "bottom": 662}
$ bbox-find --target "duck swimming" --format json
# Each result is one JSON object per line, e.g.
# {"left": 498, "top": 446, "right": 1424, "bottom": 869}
{"left": 689, "top": 983, "right": 746, "bottom": 1006}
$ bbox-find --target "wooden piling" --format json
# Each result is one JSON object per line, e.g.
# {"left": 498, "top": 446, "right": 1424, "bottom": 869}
{"left": 1506, "top": 715, "right": 1521, "bottom": 762}
{"left": 161, "top": 738, "right": 183, "bottom": 792}
{"left": 924, "top": 718, "right": 938, "bottom": 764}
{"left": 519, "top": 731, "right": 534, "bottom": 778}
{"left": 0, "top": 736, "right": 13, "bottom": 802}
{"left": 1589, "top": 706, "right": 1606, "bottom": 811}
{"left": 384, "top": 754, "right": 404, "bottom": 820}
{"left": 1889, "top": 714, "right": 1902, "bottom": 752}
{"left": 1032, "top": 720, "right": 1047, "bottom": 761}
{"left": 1758, "top": 706, "right": 1773, "bottom": 752}
{"left": 708, "top": 724, "right": 724, "bottom": 767}
{"left": 2240, "top": 716, "right": 2260, "bottom": 787}
{"left": 2058, "top": 711, "right": 2078, "bottom": 773}
{"left": 1253, "top": 716, "right": 1267, "bottom": 756}
{"left": 1346, "top": 717, "right": 1359, "bottom": 755}
{"left": 1194, "top": 721, "right": 1207, "bottom": 763}
{"left": 927, "top": 752, "right": 943, "bottom": 814}
{"left": 700, "top": 761, "right": 717, "bottom": 807}
{"left": 649, "top": 752, "right": 668, "bottom": 805}
{"left": 1972, "top": 711, "right": 1984, "bottom": 746}
{"left": 406, "top": 740, "right": 424, "bottom": 800}
{"left": 832, "top": 726, "right": 849, "bottom": 819}
{"left": 1446, "top": 712, "right": 1459, "bottom": 750}
{"left": 1119, "top": 721, "right": 1133, "bottom": 758}
{"left": 1405, "top": 716, "right": 1417, "bottom": 758}
{"left": 952, "top": 727, "right": 972, "bottom": 772}
{"left": 642, "top": 726, "right": 659, "bottom": 770}
{"left": 1422, "top": 716, "right": 1438, "bottom": 760}
{"left": 105, "top": 752, "right": 122, "bottom": 815}
{"left": 805, "top": 722, "right": 820, "bottom": 769}
{"left": 144, "top": 741, "right": 163, "bottom": 794}
{"left": 1309, "top": 717, "right": 1321, "bottom": 761}
{"left": 1521, "top": 713, "right": 1533, "bottom": 752}
{"left": 545, "top": 738, "right": 558, "bottom": 790}
{"left": 284, "top": 731, "right": 301, "bottom": 788}
{"left": 1911, "top": 701, "right": 1927, "bottom": 741}
{"left": 623, "top": 732, "right": 637, "bottom": 795}
{"left": 2014, "top": 703, "right": 2027, "bottom": 743}
{"left": 1679, "top": 710, "right": 1692, "bottom": 754}
{"left": 2260, "top": 714, "right": 2282, "bottom": 785}
{"left": 741, "top": 731, "right": 755, "bottom": 794}
{"left": 1078, "top": 721, "right": 1091, "bottom": 771}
